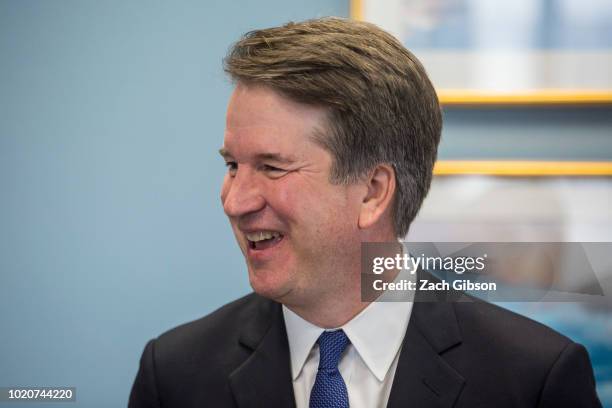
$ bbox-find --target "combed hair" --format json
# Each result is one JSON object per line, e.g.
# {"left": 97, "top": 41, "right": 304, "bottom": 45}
{"left": 224, "top": 17, "right": 442, "bottom": 237}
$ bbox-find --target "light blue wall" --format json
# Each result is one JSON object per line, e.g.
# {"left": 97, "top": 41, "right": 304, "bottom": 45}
{"left": 0, "top": 1, "right": 345, "bottom": 407}
{"left": 441, "top": 107, "right": 612, "bottom": 160}
{"left": 1, "top": 2, "right": 610, "bottom": 407}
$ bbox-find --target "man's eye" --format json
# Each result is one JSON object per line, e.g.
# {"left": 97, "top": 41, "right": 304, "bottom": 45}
{"left": 262, "top": 164, "right": 285, "bottom": 173}
{"left": 225, "top": 162, "right": 237, "bottom": 175}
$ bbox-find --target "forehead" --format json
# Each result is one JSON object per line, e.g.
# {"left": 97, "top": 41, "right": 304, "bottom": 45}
{"left": 224, "top": 84, "right": 329, "bottom": 157}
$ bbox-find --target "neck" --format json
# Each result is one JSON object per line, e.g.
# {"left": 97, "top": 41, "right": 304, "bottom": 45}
{"left": 284, "top": 288, "right": 369, "bottom": 329}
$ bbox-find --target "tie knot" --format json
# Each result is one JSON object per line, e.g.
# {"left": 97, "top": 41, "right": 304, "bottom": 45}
{"left": 317, "top": 330, "right": 350, "bottom": 370}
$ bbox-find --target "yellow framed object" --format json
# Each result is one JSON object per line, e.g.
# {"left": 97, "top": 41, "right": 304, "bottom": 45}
{"left": 437, "top": 90, "right": 612, "bottom": 106}
{"left": 351, "top": 0, "right": 612, "bottom": 106}
{"left": 433, "top": 161, "right": 612, "bottom": 176}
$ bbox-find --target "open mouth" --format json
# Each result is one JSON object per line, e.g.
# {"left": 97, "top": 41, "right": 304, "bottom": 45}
{"left": 246, "top": 231, "right": 284, "bottom": 251}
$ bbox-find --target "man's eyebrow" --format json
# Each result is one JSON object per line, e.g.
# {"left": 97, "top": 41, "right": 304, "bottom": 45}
{"left": 218, "top": 148, "right": 232, "bottom": 159}
{"left": 218, "top": 148, "right": 297, "bottom": 164}
{"left": 253, "top": 152, "right": 297, "bottom": 164}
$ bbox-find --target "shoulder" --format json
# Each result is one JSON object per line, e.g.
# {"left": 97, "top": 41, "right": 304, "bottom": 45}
{"left": 153, "top": 292, "right": 274, "bottom": 358}
{"left": 453, "top": 299, "right": 571, "bottom": 353}
{"left": 445, "top": 299, "right": 600, "bottom": 406}
{"left": 450, "top": 298, "right": 573, "bottom": 375}
{"left": 148, "top": 292, "right": 278, "bottom": 385}
{"left": 130, "top": 293, "right": 280, "bottom": 406}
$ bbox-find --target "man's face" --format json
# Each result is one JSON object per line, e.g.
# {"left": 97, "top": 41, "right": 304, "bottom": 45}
{"left": 221, "top": 84, "right": 364, "bottom": 306}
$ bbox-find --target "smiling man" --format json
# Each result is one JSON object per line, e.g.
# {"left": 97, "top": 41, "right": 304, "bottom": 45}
{"left": 129, "top": 18, "right": 601, "bottom": 408}
{"left": 219, "top": 82, "right": 385, "bottom": 328}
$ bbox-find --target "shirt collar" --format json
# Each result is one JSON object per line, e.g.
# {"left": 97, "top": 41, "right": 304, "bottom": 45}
{"left": 282, "top": 299, "right": 412, "bottom": 382}
{"left": 282, "top": 306, "right": 324, "bottom": 381}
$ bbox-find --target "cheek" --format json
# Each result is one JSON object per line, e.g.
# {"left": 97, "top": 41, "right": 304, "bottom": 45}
{"left": 268, "top": 173, "right": 360, "bottom": 229}
{"left": 281, "top": 183, "right": 357, "bottom": 232}
{"left": 320, "top": 187, "right": 362, "bottom": 232}
{"left": 271, "top": 182, "right": 306, "bottom": 221}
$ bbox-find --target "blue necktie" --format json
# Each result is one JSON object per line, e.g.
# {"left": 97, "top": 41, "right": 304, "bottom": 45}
{"left": 309, "top": 330, "right": 350, "bottom": 408}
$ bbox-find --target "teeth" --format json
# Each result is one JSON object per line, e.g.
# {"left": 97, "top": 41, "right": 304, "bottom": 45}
{"left": 246, "top": 231, "right": 281, "bottom": 242}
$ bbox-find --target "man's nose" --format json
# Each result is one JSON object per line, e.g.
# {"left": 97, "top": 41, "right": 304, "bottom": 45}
{"left": 222, "top": 168, "right": 266, "bottom": 218}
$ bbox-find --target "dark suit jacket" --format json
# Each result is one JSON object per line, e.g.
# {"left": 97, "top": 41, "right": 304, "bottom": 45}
{"left": 129, "top": 290, "right": 601, "bottom": 408}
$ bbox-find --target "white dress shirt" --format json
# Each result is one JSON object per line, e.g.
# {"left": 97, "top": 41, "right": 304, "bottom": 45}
{"left": 282, "top": 297, "right": 413, "bottom": 408}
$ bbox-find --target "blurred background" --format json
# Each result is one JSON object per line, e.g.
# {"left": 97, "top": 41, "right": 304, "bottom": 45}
{"left": 1, "top": 1, "right": 610, "bottom": 406}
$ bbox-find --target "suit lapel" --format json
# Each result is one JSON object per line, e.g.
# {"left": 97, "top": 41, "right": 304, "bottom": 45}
{"left": 387, "top": 286, "right": 466, "bottom": 408}
{"left": 229, "top": 298, "right": 296, "bottom": 408}
{"left": 228, "top": 275, "right": 466, "bottom": 408}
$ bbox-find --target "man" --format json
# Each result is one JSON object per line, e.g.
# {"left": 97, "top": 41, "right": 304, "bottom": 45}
{"left": 129, "top": 18, "right": 601, "bottom": 407}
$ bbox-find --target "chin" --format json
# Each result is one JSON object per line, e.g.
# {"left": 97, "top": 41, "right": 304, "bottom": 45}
{"left": 247, "top": 265, "right": 293, "bottom": 301}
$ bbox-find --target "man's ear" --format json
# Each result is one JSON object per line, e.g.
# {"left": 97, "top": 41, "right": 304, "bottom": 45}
{"left": 358, "top": 163, "right": 396, "bottom": 230}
